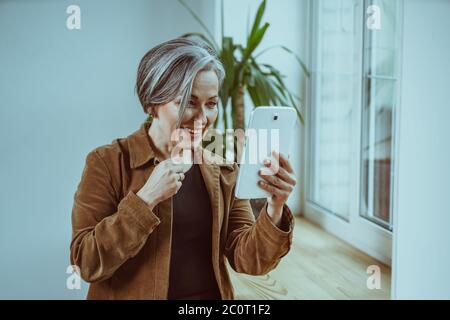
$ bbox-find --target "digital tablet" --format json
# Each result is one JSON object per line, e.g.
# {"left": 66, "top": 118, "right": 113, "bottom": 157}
{"left": 235, "top": 106, "right": 298, "bottom": 199}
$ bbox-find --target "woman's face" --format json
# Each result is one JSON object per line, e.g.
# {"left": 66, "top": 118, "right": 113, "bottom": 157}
{"left": 153, "top": 69, "right": 219, "bottom": 151}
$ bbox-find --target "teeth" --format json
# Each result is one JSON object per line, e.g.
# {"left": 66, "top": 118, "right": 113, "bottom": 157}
{"left": 183, "top": 127, "right": 202, "bottom": 134}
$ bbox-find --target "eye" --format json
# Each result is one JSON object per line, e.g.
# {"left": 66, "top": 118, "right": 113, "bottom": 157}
{"left": 187, "top": 100, "right": 196, "bottom": 108}
{"left": 207, "top": 101, "right": 218, "bottom": 109}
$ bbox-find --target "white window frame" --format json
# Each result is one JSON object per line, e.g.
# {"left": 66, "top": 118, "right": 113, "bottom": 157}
{"left": 303, "top": 0, "right": 403, "bottom": 266}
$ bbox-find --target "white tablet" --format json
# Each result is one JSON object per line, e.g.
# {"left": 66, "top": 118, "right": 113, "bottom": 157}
{"left": 235, "top": 106, "right": 297, "bottom": 199}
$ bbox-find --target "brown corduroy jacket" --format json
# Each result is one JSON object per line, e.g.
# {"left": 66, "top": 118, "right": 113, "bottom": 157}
{"left": 70, "top": 121, "right": 294, "bottom": 300}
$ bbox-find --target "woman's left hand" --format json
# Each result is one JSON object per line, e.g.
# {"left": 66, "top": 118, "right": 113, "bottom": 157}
{"left": 257, "top": 150, "right": 297, "bottom": 226}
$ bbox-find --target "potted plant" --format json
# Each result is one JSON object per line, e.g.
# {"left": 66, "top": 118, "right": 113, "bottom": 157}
{"left": 179, "top": 0, "right": 310, "bottom": 215}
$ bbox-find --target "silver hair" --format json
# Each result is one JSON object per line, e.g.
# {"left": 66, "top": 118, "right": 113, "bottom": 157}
{"left": 136, "top": 37, "right": 225, "bottom": 128}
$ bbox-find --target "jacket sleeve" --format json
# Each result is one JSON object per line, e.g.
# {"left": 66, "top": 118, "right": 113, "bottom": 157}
{"left": 70, "top": 150, "right": 161, "bottom": 283}
{"left": 224, "top": 196, "right": 294, "bottom": 276}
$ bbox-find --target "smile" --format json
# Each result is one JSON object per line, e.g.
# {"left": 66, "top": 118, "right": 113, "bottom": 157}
{"left": 181, "top": 127, "right": 204, "bottom": 135}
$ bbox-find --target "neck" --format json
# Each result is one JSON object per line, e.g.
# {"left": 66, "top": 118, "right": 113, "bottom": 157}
{"left": 148, "top": 119, "right": 200, "bottom": 163}
{"left": 147, "top": 119, "right": 171, "bottom": 161}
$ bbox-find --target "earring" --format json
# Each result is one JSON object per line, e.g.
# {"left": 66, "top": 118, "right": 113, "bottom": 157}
{"left": 147, "top": 107, "right": 155, "bottom": 118}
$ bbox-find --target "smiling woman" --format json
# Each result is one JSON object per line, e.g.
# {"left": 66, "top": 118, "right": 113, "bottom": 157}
{"left": 70, "top": 37, "right": 297, "bottom": 300}
{"left": 150, "top": 69, "right": 220, "bottom": 155}
{"left": 135, "top": 38, "right": 225, "bottom": 158}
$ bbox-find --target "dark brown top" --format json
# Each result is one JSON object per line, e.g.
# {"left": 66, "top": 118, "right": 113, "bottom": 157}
{"left": 168, "top": 164, "right": 221, "bottom": 300}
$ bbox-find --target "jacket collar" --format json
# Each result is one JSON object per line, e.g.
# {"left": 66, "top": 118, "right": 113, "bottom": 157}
{"left": 127, "top": 121, "right": 235, "bottom": 170}
{"left": 127, "top": 121, "right": 156, "bottom": 169}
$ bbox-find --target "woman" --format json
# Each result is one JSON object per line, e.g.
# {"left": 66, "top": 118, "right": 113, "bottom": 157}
{"left": 70, "top": 38, "right": 297, "bottom": 300}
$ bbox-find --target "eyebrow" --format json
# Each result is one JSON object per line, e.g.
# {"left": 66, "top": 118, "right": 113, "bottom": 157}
{"left": 191, "top": 94, "right": 218, "bottom": 100}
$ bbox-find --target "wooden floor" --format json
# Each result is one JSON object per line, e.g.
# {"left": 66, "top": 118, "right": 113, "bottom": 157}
{"left": 228, "top": 216, "right": 391, "bottom": 300}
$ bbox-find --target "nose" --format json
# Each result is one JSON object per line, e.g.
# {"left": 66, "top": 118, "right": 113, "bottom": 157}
{"left": 193, "top": 106, "right": 207, "bottom": 126}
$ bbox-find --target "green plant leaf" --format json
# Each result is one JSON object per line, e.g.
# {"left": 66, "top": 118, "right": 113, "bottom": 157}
{"left": 179, "top": 0, "right": 307, "bottom": 129}
{"left": 287, "top": 89, "right": 304, "bottom": 124}
{"left": 243, "top": 22, "right": 269, "bottom": 63}
{"left": 220, "top": 37, "right": 237, "bottom": 105}
{"left": 249, "top": 59, "right": 305, "bottom": 124}
{"left": 177, "top": 0, "right": 218, "bottom": 50}
{"left": 254, "top": 45, "right": 310, "bottom": 77}
{"left": 279, "top": 45, "right": 310, "bottom": 77}
{"left": 248, "top": 0, "right": 266, "bottom": 46}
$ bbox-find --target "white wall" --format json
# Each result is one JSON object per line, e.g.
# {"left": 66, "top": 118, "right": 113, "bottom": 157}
{"left": 220, "top": 0, "right": 310, "bottom": 215}
{"left": 0, "top": 0, "right": 215, "bottom": 299}
{"left": 392, "top": 0, "right": 450, "bottom": 299}
{"left": 0, "top": 0, "right": 307, "bottom": 299}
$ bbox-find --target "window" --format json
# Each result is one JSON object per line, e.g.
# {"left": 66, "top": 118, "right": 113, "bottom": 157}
{"left": 360, "top": 0, "right": 400, "bottom": 230}
{"left": 308, "top": 0, "right": 361, "bottom": 220}
{"left": 306, "top": 0, "right": 402, "bottom": 262}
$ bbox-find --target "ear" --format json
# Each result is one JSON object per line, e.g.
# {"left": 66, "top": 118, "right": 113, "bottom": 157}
{"left": 147, "top": 106, "right": 158, "bottom": 118}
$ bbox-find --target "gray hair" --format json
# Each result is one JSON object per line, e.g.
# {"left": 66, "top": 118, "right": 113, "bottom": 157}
{"left": 136, "top": 37, "right": 225, "bottom": 128}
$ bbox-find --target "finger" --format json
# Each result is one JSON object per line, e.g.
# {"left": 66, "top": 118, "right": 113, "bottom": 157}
{"left": 263, "top": 156, "right": 280, "bottom": 174}
{"left": 272, "top": 150, "right": 294, "bottom": 174}
{"left": 173, "top": 172, "right": 184, "bottom": 182}
{"left": 168, "top": 162, "right": 186, "bottom": 173}
{"left": 257, "top": 180, "right": 285, "bottom": 197}
{"left": 275, "top": 165, "right": 297, "bottom": 186}
{"left": 259, "top": 169, "right": 292, "bottom": 191}
{"left": 169, "top": 157, "right": 193, "bottom": 173}
{"left": 167, "top": 154, "right": 190, "bottom": 168}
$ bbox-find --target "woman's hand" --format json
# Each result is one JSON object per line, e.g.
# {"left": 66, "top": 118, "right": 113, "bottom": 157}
{"left": 137, "top": 158, "right": 191, "bottom": 211}
{"left": 257, "top": 150, "right": 297, "bottom": 227}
